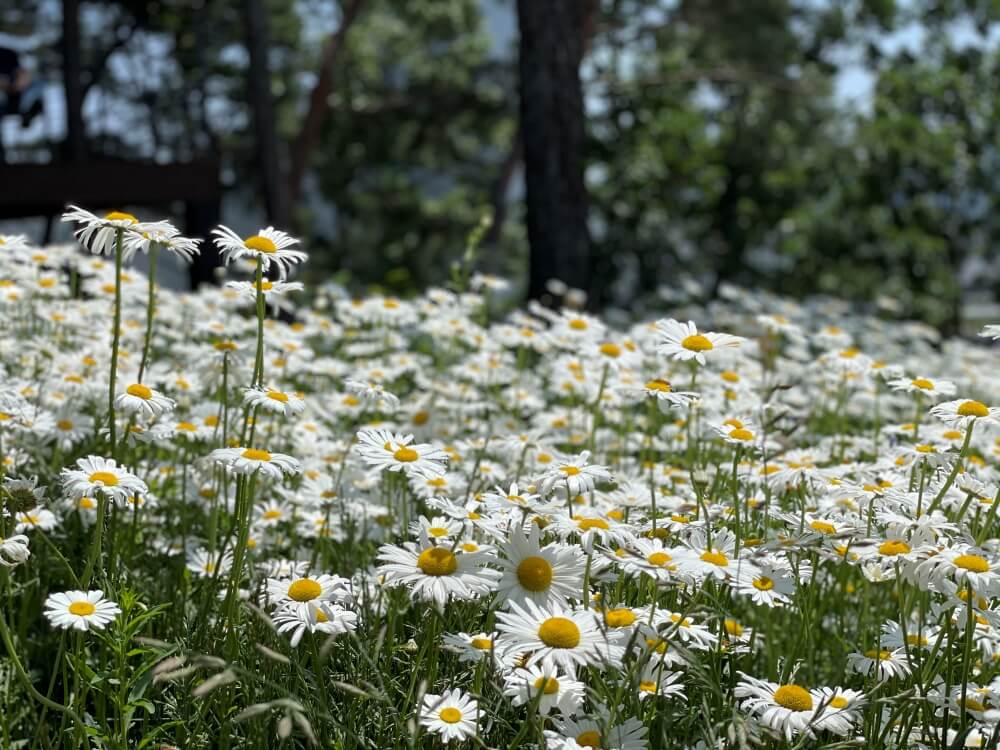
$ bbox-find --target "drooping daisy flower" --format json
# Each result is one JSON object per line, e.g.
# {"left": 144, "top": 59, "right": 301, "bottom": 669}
{"left": 376, "top": 536, "right": 500, "bottom": 608}
{"left": 211, "top": 225, "right": 307, "bottom": 279}
{"left": 846, "top": 647, "right": 911, "bottom": 679}
{"left": 355, "top": 428, "right": 448, "bottom": 479}
{"left": 128, "top": 219, "right": 201, "bottom": 262}
{"left": 419, "top": 688, "right": 478, "bottom": 743}
{"left": 978, "top": 324, "right": 1000, "bottom": 340}
{"left": 243, "top": 386, "right": 306, "bottom": 417}
{"left": 656, "top": 319, "right": 744, "bottom": 365}
{"left": 495, "top": 600, "right": 619, "bottom": 672}
{"left": 538, "top": 451, "right": 613, "bottom": 496}
{"left": 496, "top": 525, "right": 586, "bottom": 609}
{"left": 0, "top": 534, "right": 30, "bottom": 567}
{"left": 61, "top": 206, "right": 146, "bottom": 256}
{"left": 15, "top": 507, "right": 58, "bottom": 533}
{"left": 62, "top": 456, "right": 148, "bottom": 506}
{"left": 442, "top": 631, "right": 499, "bottom": 663}
{"left": 208, "top": 447, "right": 300, "bottom": 479}
{"left": 114, "top": 383, "right": 176, "bottom": 419}
{"left": 272, "top": 605, "right": 357, "bottom": 647}
{"left": 344, "top": 379, "right": 401, "bottom": 410}
{"left": 43, "top": 590, "right": 121, "bottom": 631}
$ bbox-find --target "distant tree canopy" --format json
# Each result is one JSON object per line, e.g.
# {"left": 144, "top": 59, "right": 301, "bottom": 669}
{"left": 2, "top": 0, "right": 999, "bottom": 329}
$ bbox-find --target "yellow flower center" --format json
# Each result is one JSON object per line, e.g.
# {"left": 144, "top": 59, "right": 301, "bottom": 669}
{"left": 700, "top": 551, "right": 729, "bottom": 567}
{"left": 242, "top": 448, "right": 272, "bottom": 462}
{"left": 724, "top": 618, "right": 744, "bottom": 636}
{"left": 773, "top": 684, "right": 812, "bottom": 711}
{"left": 576, "top": 518, "right": 609, "bottom": 531}
{"left": 244, "top": 235, "right": 277, "bottom": 253}
{"left": 568, "top": 318, "right": 588, "bottom": 331}
{"left": 576, "top": 731, "right": 601, "bottom": 748}
{"left": 958, "top": 400, "right": 989, "bottom": 418}
{"left": 417, "top": 547, "right": 457, "bottom": 576}
{"left": 287, "top": 578, "right": 322, "bottom": 602}
{"left": 266, "top": 390, "right": 289, "bottom": 403}
{"left": 728, "top": 427, "right": 753, "bottom": 441}
{"left": 753, "top": 576, "right": 774, "bottom": 591}
{"left": 810, "top": 520, "right": 836, "bottom": 535}
{"left": 647, "top": 552, "right": 671, "bottom": 567}
{"left": 829, "top": 695, "right": 849, "bottom": 709}
{"left": 517, "top": 556, "right": 554, "bottom": 592}
{"left": 428, "top": 526, "right": 449, "bottom": 538}
{"left": 68, "top": 601, "right": 96, "bottom": 616}
{"left": 88, "top": 471, "right": 119, "bottom": 487}
{"left": 954, "top": 554, "right": 990, "bottom": 573}
{"left": 604, "top": 608, "right": 636, "bottom": 628}
{"left": 911, "top": 378, "right": 934, "bottom": 390}
{"left": 57, "top": 420, "right": 74, "bottom": 431}
{"left": 645, "top": 379, "right": 672, "bottom": 393}
{"left": 681, "top": 334, "right": 714, "bottom": 352}
{"left": 878, "top": 539, "right": 910, "bottom": 556}
{"left": 439, "top": 707, "right": 462, "bottom": 724}
{"left": 471, "top": 637, "right": 492, "bottom": 650}
{"left": 533, "top": 676, "right": 560, "bottom": 694}
{"left": 393, "top": 446, "right": 418, "bottom": 462}
{"left": 104, "top": 211, "right": 137, "bottom": 223}
{"left": 864, "top": 649, "right": 892, "bottom": 660}
{"left": 176, "top": 421, "right": 197, "bottom": 432}
{"left": 537, "top": 617, "right": 581, "bottom": 648}
{"left": 126, "top": 383, "right": 152, "bottom": 400}
{"left": 262, "top": 510, "right": 282, "bottom": 520}
{"left": 560, "top": 465, "right": 581, "bottom": 476}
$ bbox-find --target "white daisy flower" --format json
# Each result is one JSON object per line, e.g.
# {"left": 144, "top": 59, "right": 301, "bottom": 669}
{"left": 355, "top": 428, "right": 448, "bottom": 478}
{"left": 61, "top": 456, "right": 148, "bottom": 506}
{"left": 0, "top": 534, "right": 30, "bottom": 567}
{"left": 211, "top": 225, "right": 307, "bottom": 279}
{"left": 266, "top": 574, "right": 352, "bottom": 619}
{"left": 208, "top": 447, "right": 301, "bottom": 479}
{"left": 43, "top": 590, "right": 121, "bottom": 632}
{"left": 538, "top": 451, "right": 613, "bottom": 497}
{"left": 496, "top": 525, "right": 586, "bottom": 609}
{"left": 114, "top": 383, "right": 176, "bottom": 419}
{"left": 243, "top": 386, "right": 306, "bottom": 417}
{"left": 734, "top": 674, "right": 825, "bottom": 741}
{"left": 419, "top": 688, "right": 478, "bottom": 743}
{"left": 495, "top": 600, "right": 620, "bottom": 672}
{"left": 656, "top": 318, "right": 744, "bottom": 365}
{"left": 887, "top": 376, "right": 957, "bottom": 399}
{"left": 61, "top": 206, "right": 147, "bottom": 256}
{"left": 503, "top": 663, "right": 585, "bottom": 716}
{"left": 929, "top": 399, "right": 1000, "bottom": 429}
{"left": 441, "top": 631, "right": 498, "bottom": 663}
{"left": 376, "top": 536, "right": 499, "bottom": 609}
{"left": 272, "top": 605, "right": 357, "bottom": 647}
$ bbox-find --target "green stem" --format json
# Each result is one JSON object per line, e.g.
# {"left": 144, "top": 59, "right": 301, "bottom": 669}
{"left": 137, "top": 243, "right": 159, "bottom": 384}
{"left": 108, "top": 228, "right": 124, "bottom": 458}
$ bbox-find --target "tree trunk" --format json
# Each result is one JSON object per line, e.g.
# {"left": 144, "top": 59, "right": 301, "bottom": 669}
{"left": 61, "top": 0, "right": 86, "bottom": 162}
{"left": 517, "top": 0, "right": 591, "bottom": 302}
{"left": 245, "top": 0, "right": 289, "bottom": 228}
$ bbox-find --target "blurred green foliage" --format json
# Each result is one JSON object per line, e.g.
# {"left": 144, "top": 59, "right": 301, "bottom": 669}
{"left": 2, "top": 0, "right": 1000, "bottom": 328}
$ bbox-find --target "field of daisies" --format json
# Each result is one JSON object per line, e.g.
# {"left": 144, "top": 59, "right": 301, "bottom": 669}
{"left": 1, "top": 209, "right": 999, "bottom": 749}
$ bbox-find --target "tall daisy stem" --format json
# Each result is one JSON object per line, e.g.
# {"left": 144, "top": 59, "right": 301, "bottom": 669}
{"left": 137, "top": 243, "right": 159, "bottom": 384}
{"left": 252, "top": 257, "right": 266, "bottom": 388}
{"left": 108, "top": 228, "right": 124, "bottom": 458}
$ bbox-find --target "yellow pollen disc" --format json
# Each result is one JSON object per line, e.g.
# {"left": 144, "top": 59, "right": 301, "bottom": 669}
{"left": 639, "top": 680, "right": 658, "bottom": 693}
{"left": 439, "top": 707, "right": 462, "bottom": 724}
{"left": 259, "top": 280, "right": 273, "bottom": 291}
{"left": 104, "top": 211, "right": 137, "bottom": 223}
{"left": 773, "top": 684, "right": 812, "bottom": 711}
{"left": 670, "top": 514, "right": 690, "bottom": 524}
{"left": 599, "top": 342, "right": 621, "bottom": 357}
{"left": 878, "top": 539, "right": 910, "bottom": 556}
{"left": 645, "top": 379, "right": 672, "bottom": 392}
{"left": 954, "top": 554, "right": 990, "bottom": 573}
{"left": 412, "top": 410, "right": 430, "bottom": 425}
{"left": 88, "top": 471, "right": 119, "bottom": 487}
{"left": 864, "top": 649, "right": 892, "bottom": 660}
{"left": 57, "top": 420, "right": 74, "bottom": 431}
{"left": 287, "top": 578, "right": 322, "bottom": 602}
{"left": 533, "top": 676, "right": 560, "bottom": 694}
{"left": 560, "top": 465, "right": 581, "bottom": 476}
{"left": 517, "top": 556, "right": 554, "bottom": 592}
{"left": 721, "top": 370, "right": 740, "bottom": 383}
{"left": 471, "top": 637, "right": 492, "bottom": 650}
{"left": 728, "top": 427, "right": 753, "bottom": 441}
{"left": 417, "top": 547, "right": 457, "bottom": 576}
{"left": 964, "top": 699, "right": 985, "bottom": 713}
{"left": 829, "top": 696, "right": 849, "bottom": 709}
{"left": 958, "top": 400, "right": 989, "bottom": 417}
{"left": 314, "top": 609, "right": 329, "bottom": 623}
{"left": 69, "top": 601, "right": 96, "bottom": 616}
{"left": 700, "top": 551, "right": 729, "bottom": 567}
{"left": 537, "top": 617, "right": 581, "bottom": 648}
{"left": 724, "top": 618, "right": 744, "bottom": 636}
{"left": 262, "top": 510, "right": 282, "bottom": 520}
{"left": 266, "top": 390, "right": 289, "bottom": 403}
{"left": 724, "top": 418, "right": 744, "bottom": 428}
{"left": 906, "top": 634, "right": 928, "bottom": 646}
{"left": 428, "top": 526, "right": 449, "bottom": 538}
{"left": 126, "top": 383, "right": 152, "bottom": 400}
{"left": 944, "top": 430, "right": 963, "bottom": 440}
{"left": 911, "top": 378, "right": 934, "bottom": 390}
{"left": 810, "top": 520, "right": 836, "bottom": 534}
{"left": 576, "top": 730, "right": 601, "bottom": 748}
{"left": 244, "top": 235, "right": 277, "bottom": 253}
{"left": 753, "top": 576, "right": 774, "bottom": 591}
{"left": 576, "top": 518, "right": 609, "bottom": 531}
{"left": 648, "top": 552, "right": 671, "bottom": 566}
{"left": 568, "top": 318, "right": 588, "bottom": 330}
{"left": 393, "top": 446, "right": 418, "bottom": 462}
{"left": 915, "top": 444, "right": 935, "bottom": 453}
{"left": 681, "top": 333, "right": 713, "bottom": 352}
{"left": 604, "top": 608, "right": 636, "bottom": 628}
{"left": 242, "top": 448, "right": 272, "bottom": 461}
{"left": 176, "top": 421, "right": 197, "bottom": 432}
